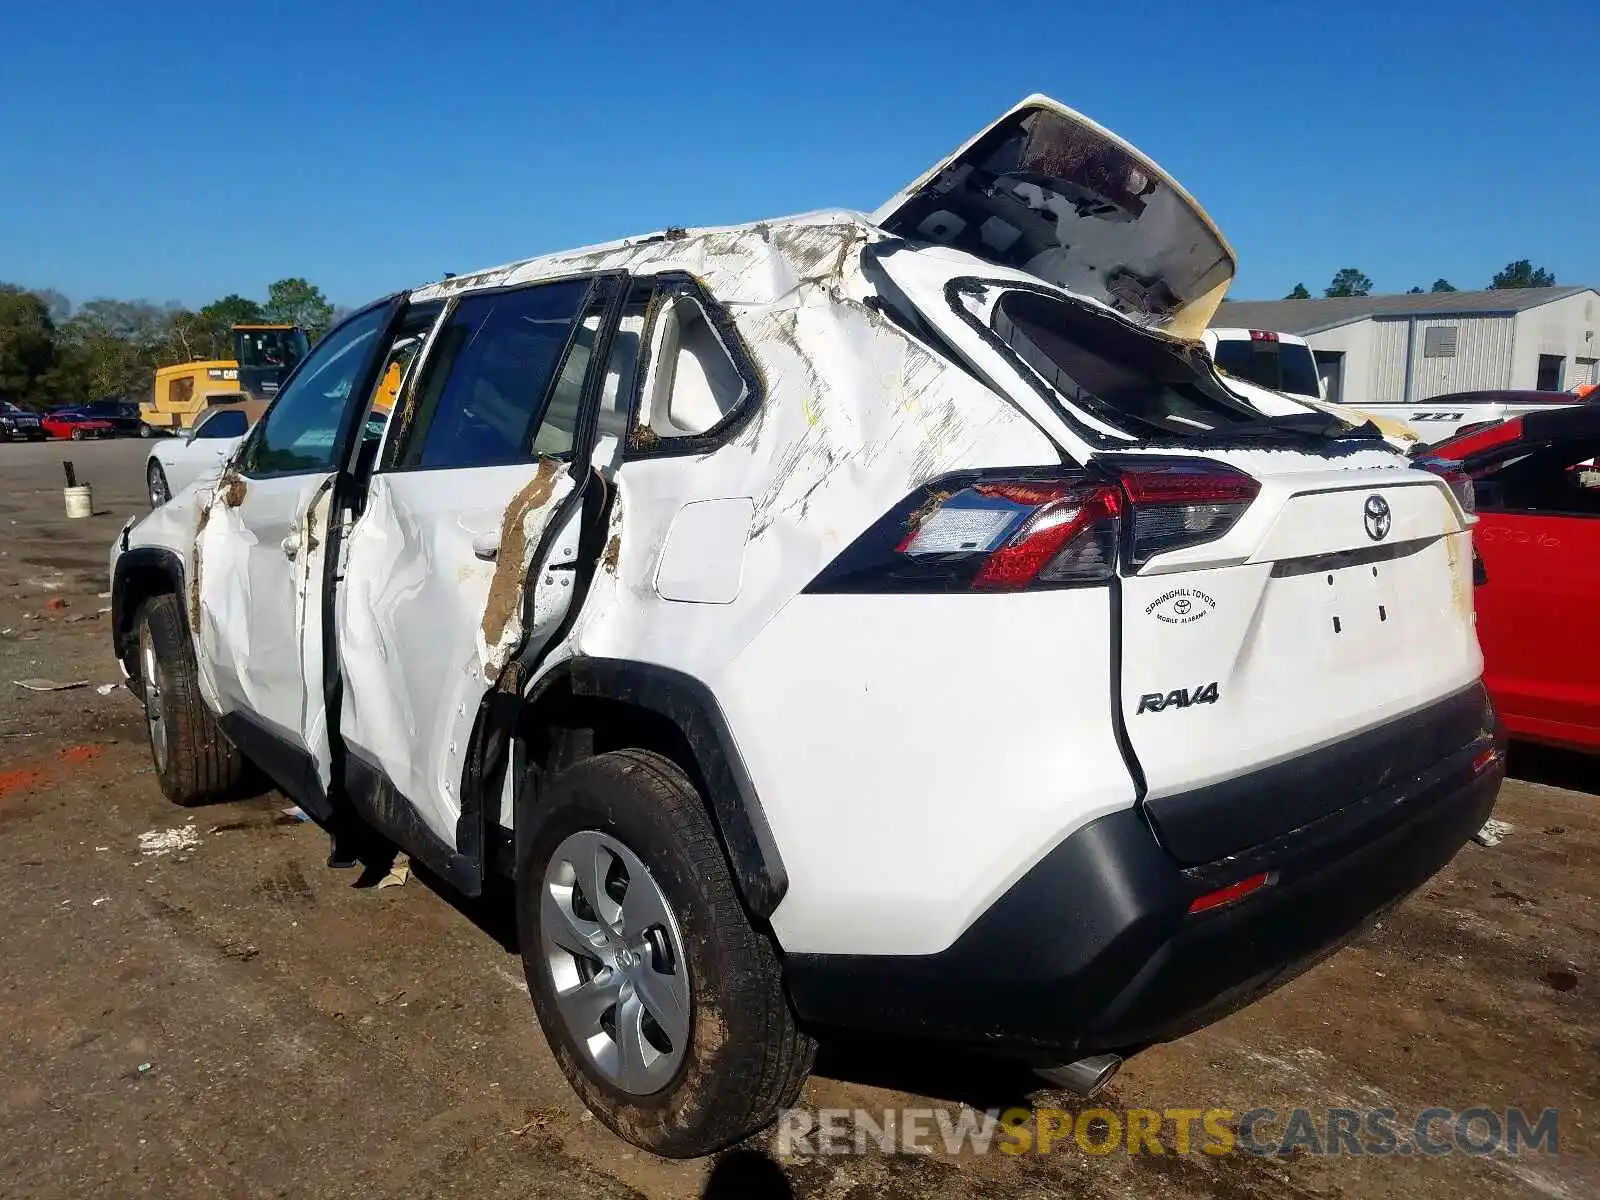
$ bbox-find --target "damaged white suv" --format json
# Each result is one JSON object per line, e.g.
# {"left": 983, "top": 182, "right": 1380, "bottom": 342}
{"left": 110, "top": 97, "right": 1504, "bottom": 1156}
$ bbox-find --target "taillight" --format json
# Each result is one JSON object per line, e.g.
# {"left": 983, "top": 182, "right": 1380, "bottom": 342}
{"left": 807, "top": 460, "right": 1261, "bottom": 593}
{"left": 1414, "top": 457, "right": 1476, "bottom": 515}
{"left": 1112, "top": 459, "right": 1260, "bottom": 568}
{"left": 806, "top": 470, "right": 1122, "bottom": 593}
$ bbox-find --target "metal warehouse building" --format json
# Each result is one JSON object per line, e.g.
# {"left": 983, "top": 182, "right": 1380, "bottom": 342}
{"left": 1215, "top": 286, "right": 1599, "bottom": 406}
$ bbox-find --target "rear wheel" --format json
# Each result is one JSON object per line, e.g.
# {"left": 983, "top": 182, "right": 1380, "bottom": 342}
{"left": 136, "top": 593, "right": 243, "bottom": 805}
{"left": 147, "top": 460, "right": 171, "bottom": 508}
{"left": 70, "top": 428, "right": 84, "bottom": 441}
{"left": 517, "top": 750, "right": 814, "bottom": 1157}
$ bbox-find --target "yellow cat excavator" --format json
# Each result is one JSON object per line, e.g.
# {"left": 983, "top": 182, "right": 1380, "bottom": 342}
{"left": 141, "top": 324, "right": 309, "bottom": 434}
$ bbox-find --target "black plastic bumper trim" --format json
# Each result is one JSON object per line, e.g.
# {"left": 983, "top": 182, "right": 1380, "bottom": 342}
{"left": 1144, "top": 683, "right": 1496, "bottom": 865}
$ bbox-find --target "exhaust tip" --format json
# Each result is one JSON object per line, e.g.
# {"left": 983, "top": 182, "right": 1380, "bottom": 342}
{"left": 1034, "top": 1053, "right": 1123, "bottom": 1098}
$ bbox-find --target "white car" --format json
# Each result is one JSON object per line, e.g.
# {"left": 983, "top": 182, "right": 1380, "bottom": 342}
{"left": 107, "top": 96, "right": 1504, "bottom": 1157}
{"left": 144, "top": 404, "right": 253, "bottom": 507}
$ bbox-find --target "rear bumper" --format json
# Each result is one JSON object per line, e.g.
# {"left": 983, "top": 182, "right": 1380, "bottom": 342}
{"left": 784, "top": 683, "right": 1504, "bottom": 1061}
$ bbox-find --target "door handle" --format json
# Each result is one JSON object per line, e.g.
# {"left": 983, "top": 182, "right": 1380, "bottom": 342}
{"left": 281, "top": 533, "right": 301, "bottom": 560}
{"left": 472, "top": 532, "right": 501, "bottom": 562}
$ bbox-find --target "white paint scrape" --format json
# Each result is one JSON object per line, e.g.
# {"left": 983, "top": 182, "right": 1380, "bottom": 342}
{"left": 139, "top": 823, "right": 200, "bottom": 857}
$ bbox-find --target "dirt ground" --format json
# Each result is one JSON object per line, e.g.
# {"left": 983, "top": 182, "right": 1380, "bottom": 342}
{"left": 1, "top": 438, "right": 1595, "bottom": 1199}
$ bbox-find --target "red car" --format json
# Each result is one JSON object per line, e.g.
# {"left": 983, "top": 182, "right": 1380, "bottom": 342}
{"left": 41, "top": 409, "right": 116, "bottom": 440}
{"left": 1431, "top": 406, "right": 1600, "bottom": 751}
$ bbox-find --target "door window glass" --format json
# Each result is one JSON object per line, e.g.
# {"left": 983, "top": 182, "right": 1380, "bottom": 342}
{"left": 194, "top": 409, "right": 248, "bottom": 439}
{"left": 239, "top": 304, "right": 389, "bottom": 476}
{"left": 1471, "top": 439, "right": 1600, "bottom": 515}
{"left": 393, "top": 281, "right": 588, "bottom": 470}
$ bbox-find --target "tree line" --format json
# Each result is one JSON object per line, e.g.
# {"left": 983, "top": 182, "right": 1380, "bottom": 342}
{"left": 1283, "top": 259, "right": 1559, "bottom": 300}
{"left": 0, "top": 278, "right": 341, "bottom": 410}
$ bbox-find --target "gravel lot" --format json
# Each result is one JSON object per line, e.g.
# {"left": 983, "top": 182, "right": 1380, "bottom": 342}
{"left": 1, "top": 438, "right": 1595, "bottom": 1199}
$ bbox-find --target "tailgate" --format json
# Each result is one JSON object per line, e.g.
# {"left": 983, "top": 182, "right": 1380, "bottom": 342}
{"left": 1117, "top": 461, "right": 1483, "bottom": 863}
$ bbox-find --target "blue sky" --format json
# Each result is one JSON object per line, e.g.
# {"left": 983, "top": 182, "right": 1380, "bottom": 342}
{"left": 1, "top": 0, "right": 1594, "bottom": 310}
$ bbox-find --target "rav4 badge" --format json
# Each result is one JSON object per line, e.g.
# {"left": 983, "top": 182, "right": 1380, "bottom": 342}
{"left": 1136, "top": 683, "right": 1220, "bottom": 714}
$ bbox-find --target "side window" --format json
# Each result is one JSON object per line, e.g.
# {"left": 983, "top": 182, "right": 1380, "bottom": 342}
{"left": 1471, "top": 439, "right": 1600, "bottom": 516}
{"left": 194, "top": 409, "right": 247, "bottom": 439}
{"left": 633, "top": 293, "right": 748, "bottom": 447}
{"left": 353, "top": 303, "right": 444, "bottom": 468}
{"left": 392, "top": 280, "right": 588, "bottom": 470}
{"left": 239, "top": 304, "right": 390, "bottom": 477}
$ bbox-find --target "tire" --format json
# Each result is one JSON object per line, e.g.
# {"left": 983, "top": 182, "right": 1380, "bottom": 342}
{"left": 138, "top": 423, "right": 153, "bottom": 439}
{"left": 147, "top": 460, "right": 171, "bottom": 508}
{"left": 517, "top": 750, "right": 814, "bottom": 1157}
{"left": 136, "top": 593, "right": 244, "bottom": 805}
{"left": 70, "top": 428, "right": 84, "bottom": 441}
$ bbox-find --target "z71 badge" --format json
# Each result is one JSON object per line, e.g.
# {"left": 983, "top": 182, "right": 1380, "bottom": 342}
{"left": 1136, "top": 682, "right": 1220, "bottom": 713}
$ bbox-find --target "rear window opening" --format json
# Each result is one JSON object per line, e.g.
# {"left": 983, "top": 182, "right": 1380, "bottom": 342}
{"left": 1211, "top": 338, "right": 1321, "bottom": 400}
{"left": 636, "top": 295, "right": 747, "bottom": 440}
{"left": 987, "top": 288, "right": 1268, "bottom": 440}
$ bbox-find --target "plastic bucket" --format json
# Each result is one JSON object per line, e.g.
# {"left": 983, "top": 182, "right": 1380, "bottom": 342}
{"left": 63, "top": 485, "right": 93, "bottom": 519}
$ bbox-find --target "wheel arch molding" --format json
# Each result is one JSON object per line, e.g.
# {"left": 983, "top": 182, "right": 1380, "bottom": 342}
{"left": 514, "top": 658, "right": 789, "bottom": 920}
{"left": 111, "top": 547, "right": 188, "bottom": 674}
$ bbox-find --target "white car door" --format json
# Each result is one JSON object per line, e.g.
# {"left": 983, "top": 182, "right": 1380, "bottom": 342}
{"left": 194, "top": 302, "right": 398, "bottom": 800}
{"left": 333, "top": 277, "right": 613, "bottom": 852}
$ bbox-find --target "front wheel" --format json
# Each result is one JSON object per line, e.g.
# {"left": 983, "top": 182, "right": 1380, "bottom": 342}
{"left": 517, "top": 750, "right": 814, "bottom": 1157}
{"left": 70, "top": 428, "right": 84, "bottom": 441}
{"left": 147, "top": 460, "right": 171, "bottom": 508}
{"left": 136, "top": 593, "right": 244, "bottom": 805}
{"left": 138, "top": 423, "right": 152, "bottom": 438}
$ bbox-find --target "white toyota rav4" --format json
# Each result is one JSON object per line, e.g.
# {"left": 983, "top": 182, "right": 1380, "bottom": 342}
{"left": 109, "top": 97, "right": 1504, "bottom": 1156}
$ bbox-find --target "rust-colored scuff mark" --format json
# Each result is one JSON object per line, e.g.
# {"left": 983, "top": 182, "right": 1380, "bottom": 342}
{"left": 1445, "top": 532, "right": 1470, "bottom": 622}
{"left": 220, "top": 473, "right": 247, "bottom": 508}
{"left": 0, "top": 767, "right": 42, "bottom": 803}
{"left": 1, "top": 746, "right": 103, "bottom": 803}
{"left": 495, "top": 659, "right": 524, "bottom": 696}
{"left": 189, "top": 499, "right": 214, "bottom": 635}
{"left": 480, "top": 460, "right": 561, "bottom": 652}
{"left": 627, "top": 424, "right": 661, "bottom": 453}
{"left": 601, "top": 534, "right": 621, "bottom": 574}
{"left": 904, "top": 489, "right": 954, "bottom": 541}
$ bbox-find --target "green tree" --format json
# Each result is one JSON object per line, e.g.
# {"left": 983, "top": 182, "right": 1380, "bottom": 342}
{"left": 1324, "top": 268, "right": 1373, "bottom": 298}
{"left": 29, "top": 287, "right": 72, "bottom": 323}
{"left": 47, "top": 299, "right": 171, "bottom": 402}
{"left": 0, "top": 285, "right": 57, "bottom": 405}
{"left": 1407, "top": 286, "right": 1424, "bottom": 294}
{"left": 1431, "top": 279, "right": 1457, "bottom": 293}
{"left": 194, "top": 294, "right": 266, "bottom": 359}
{"left": 263, "top": 278, "right": 333, "bottom": 337}
{"left": 1285, "top": 283, "right": 1312, "bottom": 299}
{"left": 1490, "top": 260, "right": 1556, "bottom": 289}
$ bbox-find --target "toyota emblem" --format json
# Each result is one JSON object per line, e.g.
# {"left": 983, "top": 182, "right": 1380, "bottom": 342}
{"left": 1364, "top": 494, "right": 1392, "bottom": 542}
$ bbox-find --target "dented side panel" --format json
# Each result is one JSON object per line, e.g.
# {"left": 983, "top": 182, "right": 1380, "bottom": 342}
{"left": 193, "top": 470, "right": 334, "bottom": 751}
{"left": 337, "top": 460, "right": 575, "bottom": 847}
{"left": 515, "top": 223, "right": 1081, "bottom": 953}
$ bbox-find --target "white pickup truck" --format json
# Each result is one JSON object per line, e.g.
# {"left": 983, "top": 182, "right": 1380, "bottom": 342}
{"left": 1205, "top": 327, "right": 1590, "bottom": 447}
{"left": 1372, "top": 389, "right": 1592, "bottom": 446}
